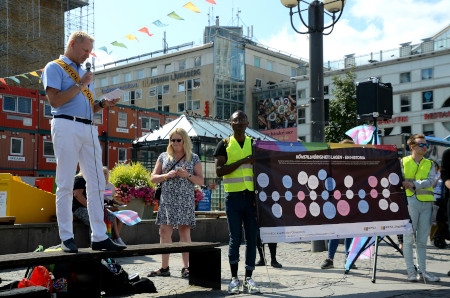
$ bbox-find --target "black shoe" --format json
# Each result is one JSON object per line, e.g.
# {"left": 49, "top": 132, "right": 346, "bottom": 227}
{"left": 255, "top": 259, "right": 266, "bottom": 266}
{"left": 321, "top": 258, "right": 334, "bottom": 269}
{"left": 271, "top": 260, "right": 282, "bottom": 268}
{"left": 92, "top": 238, "right": 126, "bottom": 251}
{"left": 61, "top": 238, "right": 78, "bottom": 253}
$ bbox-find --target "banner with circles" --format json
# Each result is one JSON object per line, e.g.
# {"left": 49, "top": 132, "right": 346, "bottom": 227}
{"left": 255, "top": 140, "right": 413, "bottom": 243}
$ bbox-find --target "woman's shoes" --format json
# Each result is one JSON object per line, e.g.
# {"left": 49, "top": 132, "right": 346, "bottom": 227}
{"left": 181, "top": 267, "right": 190, "bottom": 278}
{"left": 147, "top": 266, "right": 170, "bottom": 277}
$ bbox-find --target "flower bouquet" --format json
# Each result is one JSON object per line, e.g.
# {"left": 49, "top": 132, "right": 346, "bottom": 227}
{"left": 194, "top": 186, "right": 204, "bottom": 205}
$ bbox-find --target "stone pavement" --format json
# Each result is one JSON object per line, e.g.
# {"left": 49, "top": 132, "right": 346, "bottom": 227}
{"left": 1, "top": 237, "right": 449, "bottom": 297}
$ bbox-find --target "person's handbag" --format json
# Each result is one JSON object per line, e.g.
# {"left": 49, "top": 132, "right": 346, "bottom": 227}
{"left": 154, "top": 154, "right": 185, "bottom": 201}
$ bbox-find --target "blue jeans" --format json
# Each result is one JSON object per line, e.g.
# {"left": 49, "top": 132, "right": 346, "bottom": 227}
{"left": 403, "top": 196, "right": 433, "bottom": 274}
{"left": 328, "top": 238, "right": 352, "bottom": 259}
{"left": 225, "top": 190, "right": 258, "bottom": 271}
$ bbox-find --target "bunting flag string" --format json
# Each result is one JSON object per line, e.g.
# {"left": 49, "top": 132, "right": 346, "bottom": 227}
{"left": 184, "top": 2, "right": 201, "bottom": 13}
{"left": 153, "top": 20, "right": 169, "bottom": 27}
{"left": 167, "top": 11, "right": 184, "bottom": 20}
{"left": 0, "top": 69, "right": 43, "bottom": 86}
{"left": 111, "top": 41, "right": 128, "bottom": 49}
{"left": 138, "top": 27, "right": 154, "bottom": 37}
{"left": 125, "top": 34, "right": 139, "bottom": 42}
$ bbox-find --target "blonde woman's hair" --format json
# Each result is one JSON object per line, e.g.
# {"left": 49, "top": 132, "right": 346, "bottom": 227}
{"left": 167, "top": 128, "right": 192, "bottom": 162}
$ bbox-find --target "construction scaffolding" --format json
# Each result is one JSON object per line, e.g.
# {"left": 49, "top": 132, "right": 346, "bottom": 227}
{"left": 0, "top": 0, "right": 94, "bottom": 89}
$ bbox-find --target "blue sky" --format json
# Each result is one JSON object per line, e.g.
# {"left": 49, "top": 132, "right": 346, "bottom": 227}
{"left": 92, "top": 0, "right": 448, "bottom": 66}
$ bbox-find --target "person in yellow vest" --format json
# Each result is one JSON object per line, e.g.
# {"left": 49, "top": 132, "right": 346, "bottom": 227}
{"left": 401, "top": 134, "right": 439, "bottom": 282}
{"left": 214, "top": 111, "right": 260, "bottom": 295}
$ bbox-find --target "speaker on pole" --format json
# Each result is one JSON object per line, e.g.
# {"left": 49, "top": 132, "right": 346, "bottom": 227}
{"left": 356, "top": 79, "right": 393, "bottom": 120}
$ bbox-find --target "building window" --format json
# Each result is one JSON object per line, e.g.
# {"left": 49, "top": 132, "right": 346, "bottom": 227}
{"left": 141, "top": 117, "right": 150, "bottom": 130}
{"left": 400, "top": 94, "right": 411, "bottom": 112}
{"left": 94, "top": 109, "right": 103, "bottom": 125}
{"left": 422, "top": 91, "right": 433, "bottom": 110}
{"left": 254, "top": 57, "right": 260, "bottom": 68}
{"left": 297, "top": 108, "right": 306, "bottom": 125}
{"left": 267, "top": 61, "right": 273, "bottom": 71}
{"left": 162, "top": 84, "right": 170, "bottom": 94}
{"left": 298, "top": 89, "right": 306, "bottom": 99}
{"left": 118, "top": 112, "right": 127, "bottom": 128}
{"left": 192, "top": 100, "right": 200, "bottom": 110}
{"left": 179, "top": 60, "right": 186, "bottom": 70}
{"left": 193, "top": 78, "right": 200, "bottom": 89}
{"left": 99, "top": 77, "right": 107, "bottom": 87}
{"left": 423, "top": 123, "right": 434, "bottom": 136}
{"left": 178, "top": 82, "right": 185, "bottom": 92}
{"left": 150, "top": 118, "right": 160, "bottom": 130}
{"left": 43, "top": 140, "right": 54, "bottom": 157}
{"left": 401, "top": 126, "right": 411, "bottom": 134}
{"left": 124, "top": 72, "right": 132, "bottom": 82}
{"left": 421, "top": 68, "right": 433, "bottom": 80}
{"left": 134, "top": 89, "right": 142, "bottom": 100}
{"left": 44, "top": 102, "right": 52, "bottom": 117}
{"left": 324, "top": 85, "right": 329, "bottom": 95}
{"left": 178, "top": 102, "right": 185, "bottom": 112}
{"left": 112, "top": 75, "right": 119, "bottom": 84}
{"left": 400, "top": 72, "right": 411, "bottom": 83}
{"left": 194, "top": 56, "right": 201, "bottom": 67}
{"left": 151, "top": 67, "right": 158, "bottom": 77}
{"left": 149, "top": 87, "right": 156, "bottom": 97}
{"left": 163, "top": 105, "right": 170, "bottom": 112}
{"left": 3, "top": 95, "right": 32, "bottom": 114}
{"left": 122, "top": 92, "right": 130, "bottom": 102}
{"left": 165, "top": 64, "right": 172, "bottom": 73}
{"left": 118, "top": 148, "right": 127, "bottom": 163}
{"left": 291, "top": 67, "right": 297, "bottom": 77}
{"left": 137, "top": 69, "right": 144, "bottom": 79}
{"left": 10, "top": 137, "right": 23, "bottom": 155}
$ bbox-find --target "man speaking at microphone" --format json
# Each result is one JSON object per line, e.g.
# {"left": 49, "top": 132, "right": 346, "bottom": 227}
{"left": 41, "top": 31, "right": 124, "bottom": 253}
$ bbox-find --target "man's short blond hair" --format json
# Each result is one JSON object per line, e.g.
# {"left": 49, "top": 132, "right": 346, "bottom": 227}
{"left": 68, "top": 31, "right": 94, "bottom": 44}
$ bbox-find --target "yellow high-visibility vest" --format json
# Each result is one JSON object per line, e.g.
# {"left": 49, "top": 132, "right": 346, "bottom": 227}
{"left": 402, "top": 156, "right": 434, "bottom": 201}
{"left": 223, "top": 136, "right": 254, "bottom": 192}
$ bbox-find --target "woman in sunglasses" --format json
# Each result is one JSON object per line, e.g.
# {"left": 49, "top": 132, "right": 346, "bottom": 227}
{"left": 401, "top": 134, "right": 440, "bottom": 282}
{"left": 148, "top": 128, "right": 204, "bottom": 278}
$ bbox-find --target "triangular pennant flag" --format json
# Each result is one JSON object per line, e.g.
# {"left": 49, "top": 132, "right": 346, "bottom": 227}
{"left": 184, "top": 2, "right": 201, "bottom": 13}
{"left": 6, "top": 76, "right": 20, "bottom": 84}
{"left": 153, "top": 20, "right": 168, "bottom": 27}
{"left": 206, "top": 0, "right": 216, "bottom": 4}
{"left": 0, "top": 78, "right": 6, "bottom": 85}
{"left": 18, "top": 74, "right": 30, "bottom": 80}
{"left": 167, "top": 11, "right": 184, "bottom": 20}
{"left": 111, "top": 41, "right": 128, "bottom": 49}
{"left": 125, "top": 34, "right": 139, "bottom": 42}
{"left": 29, "top": 71, "right": 39, "bottom": 77}
{"left": 99, "top": 46, "right": 112, "bottom": 54}
{"left": 138, "top": 27, "right": 153, "bottom": 37}
{"left": 90, "top": 52, "right": 97, "bottom": 58}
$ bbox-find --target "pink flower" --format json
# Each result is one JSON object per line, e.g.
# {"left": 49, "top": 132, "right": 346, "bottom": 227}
{"left": 116, "top": 184, "right": 157, "bottom": 206}
{"left": 194, "top": 188, "right": 204, "bottom": 204}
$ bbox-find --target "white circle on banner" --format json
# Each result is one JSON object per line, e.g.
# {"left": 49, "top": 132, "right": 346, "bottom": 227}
{"left": 298, "top": 171, "right": 308, "bottom": 185}
{"left": 259, "top": 191, "right": 267, "bottom": 202}
{"left": 308, "top": 175, "right": 319, "bottom": 189}
{"left": 344, "top": 175, "right": 354, "bottom": 188}
{"left": 379, "top": 199, "right": 389, "bottom": 210}
{"left": 272, "top": 191, "right": 280, "bottom": 202}
{"left": 282, "top": 175, "right": 293, "bottom": 188}
{"left": 389, "top": 173, "right": 400, "bottom": 185}
{"left": 382, "top": 188, "right": 390, "bottom": 198}
{"left": 346, "top": 189, "right": 354, "bottom": 199}
{"left": 318, "top": 169, "right": 328, "bottom": 180}
{"left": 257, "top": 173, "right": 270, "bottom": 188}
{"left": 390, "top": 202, "right": 399, "bottom": 212}
{"left": 309, "top": 202, "right": 321, "bottom": 217}
{"left": 380, "top": 177, "right": 389, "bottom": 188}
{"left": 272, "top": 203, "right": 282, "bottom": 218}
{"left": 310, "top": 190, "right": 317, "bottom": 201}
{"left": 285, "top": 191, "right": 293, "bottom": 201}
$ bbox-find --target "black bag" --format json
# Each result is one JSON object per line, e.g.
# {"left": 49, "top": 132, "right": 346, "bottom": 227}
{"left": 99, "top": 258, "right": 131, "bottom": 296}
{"left": 154, "top": 184, "right": 162, "bottom": 201}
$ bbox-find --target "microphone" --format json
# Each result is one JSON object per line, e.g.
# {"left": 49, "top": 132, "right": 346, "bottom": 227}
{"left": 86, "top": 62, "right": 91, "bottom": 72}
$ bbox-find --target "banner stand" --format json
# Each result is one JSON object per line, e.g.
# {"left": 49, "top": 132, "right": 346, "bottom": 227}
{"left": 345, "top": 235, "right": 403, "bottom": 283}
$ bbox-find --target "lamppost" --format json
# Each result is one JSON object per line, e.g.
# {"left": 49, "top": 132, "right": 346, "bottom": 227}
{"left": 280, "top": 0, "right": 345, "bottom": 252}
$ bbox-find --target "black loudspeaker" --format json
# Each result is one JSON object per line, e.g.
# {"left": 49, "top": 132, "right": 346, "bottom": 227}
{"left": 356, "top": 80, "right": 393, "bottom": 120}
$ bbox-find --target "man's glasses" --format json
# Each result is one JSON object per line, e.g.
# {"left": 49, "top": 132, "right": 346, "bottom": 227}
{"left": 171, "top": 139, "right": 182, "bottom": 143}
{"left": 415, "top": 143, "right": 429, "bottom": 148}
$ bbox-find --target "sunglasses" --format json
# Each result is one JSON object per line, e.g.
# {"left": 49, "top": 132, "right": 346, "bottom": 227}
{"left": 171, "top": 139, "right": 182, "bottom": 143}
{"left": 415, "top": 143, "right": 429, "bottom": 148}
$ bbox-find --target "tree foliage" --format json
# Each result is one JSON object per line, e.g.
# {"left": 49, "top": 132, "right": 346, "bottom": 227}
{"left": 325, "top": 71, "right": 364, "bottom": 143}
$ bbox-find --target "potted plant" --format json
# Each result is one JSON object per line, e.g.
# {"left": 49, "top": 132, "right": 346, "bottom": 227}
{"left": 109, "top": 162, "right": 157, "bottom": 218}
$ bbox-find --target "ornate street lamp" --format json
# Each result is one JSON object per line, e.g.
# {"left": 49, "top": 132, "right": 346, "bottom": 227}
{"left": 281, "top": 0, "right": 345, "bottom": 252}
{"left": 281, "top": 0, "right": 345, "bottom": 142}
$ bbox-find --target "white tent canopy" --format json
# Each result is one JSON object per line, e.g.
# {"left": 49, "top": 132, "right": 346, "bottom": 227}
{"left": 133, "top": 114, "right": 277, "bottom": 145}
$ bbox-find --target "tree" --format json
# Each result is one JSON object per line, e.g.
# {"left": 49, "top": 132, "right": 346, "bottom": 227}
{"left": 325, "top": 71, "right": 363, "bottom": 143}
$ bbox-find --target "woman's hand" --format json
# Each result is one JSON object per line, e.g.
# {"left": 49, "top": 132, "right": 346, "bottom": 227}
{"left": 176, "top": 166, "right": 190, "bottom": 178}
{"left": 167, "top": 169, "right": 177, "bottom": 179}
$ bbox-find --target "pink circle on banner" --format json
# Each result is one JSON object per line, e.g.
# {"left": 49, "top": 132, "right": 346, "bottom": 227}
{"left": 295, "top": 202, "right": 307, "bottom": 218}
{"left": 368, "top": 176, "right": 378, "bottom": 188}
{"left": 370, "top": 189, "right": 378, "bottom": 198}
{"left": 334, "top": 190, "right": 342, "bottom": 200}
{"left": 337, "top": 200, "right": 350, "bottom": 216}
{"left": 297, "top": 191, "right": 306, "bottom": 201}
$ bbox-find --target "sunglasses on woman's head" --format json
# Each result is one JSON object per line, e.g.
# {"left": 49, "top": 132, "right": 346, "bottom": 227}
{"left": 171, "top": 139, "right": 182, "bottom": 143}
{"left": 415, "top": 143, "right": 429, "bottom": 148}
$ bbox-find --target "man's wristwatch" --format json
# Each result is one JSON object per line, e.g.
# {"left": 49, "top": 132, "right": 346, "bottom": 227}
{"left": 188, "top": 174, "right": 192, "bottom": 178}
{"left": 75, "top": 83, "right": 83, "bottom": 90}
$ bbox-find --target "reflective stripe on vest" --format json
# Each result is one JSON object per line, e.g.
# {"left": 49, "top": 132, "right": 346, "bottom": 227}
{"left": 402, "top": 156, "right": 434, "bottom": 202}
{"left": 223, "top": 136, "right": 254, "bottom": 192}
